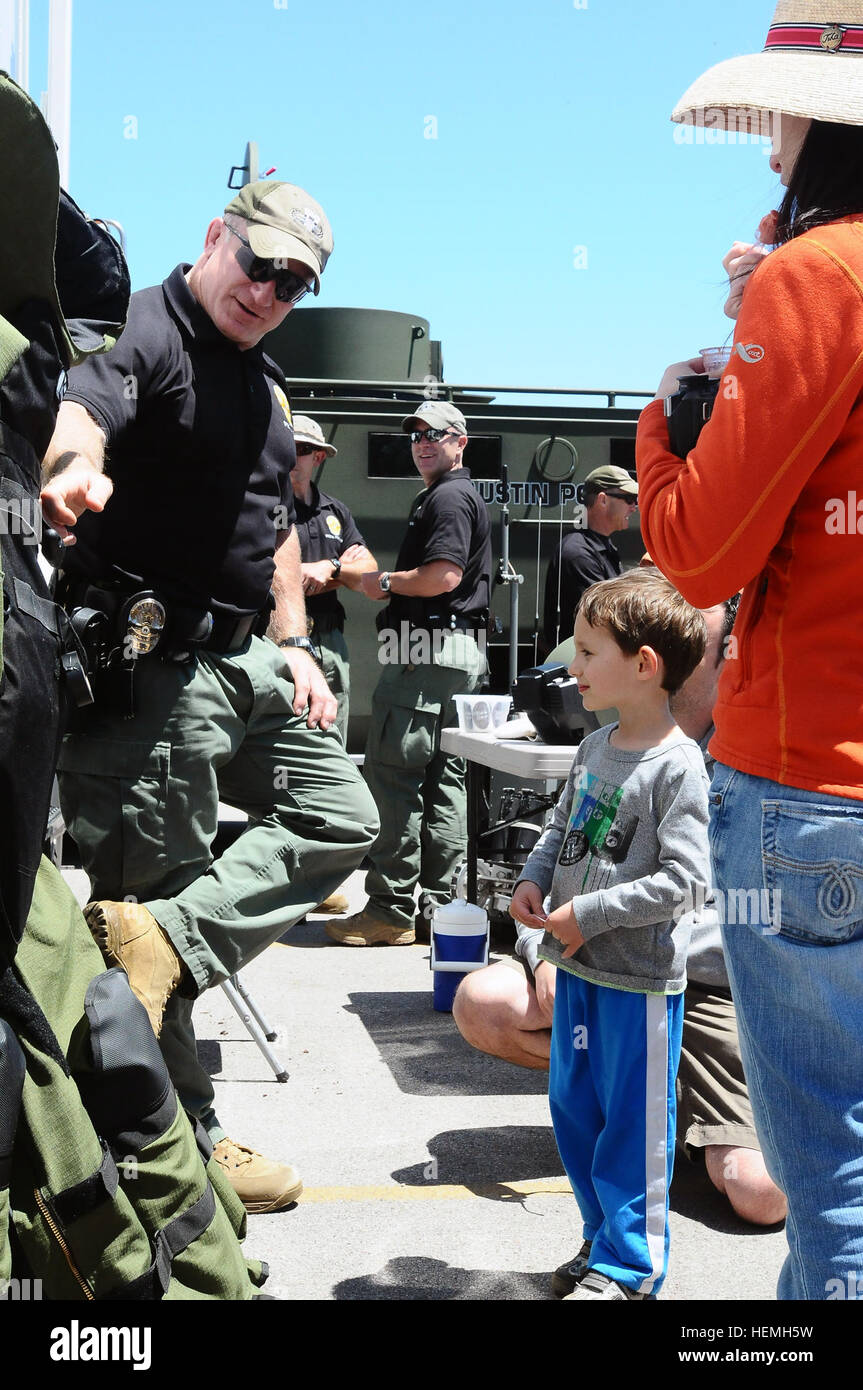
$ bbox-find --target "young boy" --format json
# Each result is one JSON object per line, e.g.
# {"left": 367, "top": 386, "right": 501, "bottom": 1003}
{"left": 510, "top": 570, "right": 711, "bottom": 1301}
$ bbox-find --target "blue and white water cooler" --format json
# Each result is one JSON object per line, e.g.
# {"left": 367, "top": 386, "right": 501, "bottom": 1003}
{"left": 430, "top": 900, "right": 489, "bottom": 1012}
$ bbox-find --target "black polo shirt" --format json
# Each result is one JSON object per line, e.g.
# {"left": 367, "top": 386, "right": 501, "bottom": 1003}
{"left": 294, "top": 483, "right": 364, "bottom": 627}
{"left": 62, "top": 264, "right": 296, "bottom": 618}
{"left": 543, "top": 526, "right": 621, "bottom": 648}
{"left": 386, "top": 466, "right": 491, "bottom": 625}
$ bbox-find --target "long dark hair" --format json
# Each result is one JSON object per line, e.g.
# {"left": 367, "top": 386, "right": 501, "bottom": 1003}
{"left": 776, "top": 120, "right": 863, "bottom": 243}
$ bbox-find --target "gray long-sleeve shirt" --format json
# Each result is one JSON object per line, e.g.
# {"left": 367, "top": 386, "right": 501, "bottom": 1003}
{"left": 517, "top": 725, "right": 710, "bottom": 995}
{"left": 516, "top": 725, "right": 728, "bottom": 988}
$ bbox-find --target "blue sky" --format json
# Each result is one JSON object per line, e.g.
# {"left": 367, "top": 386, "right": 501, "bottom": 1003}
{"left": 25, "top": 0, "right": 782, "bottom": 397}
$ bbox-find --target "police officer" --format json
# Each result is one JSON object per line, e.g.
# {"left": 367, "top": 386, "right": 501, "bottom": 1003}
{"left": 291, "top": 414, "right": 377, "bottom": 745}
{"left": 542, "top": 465, "right": 638, "bottom": 650}
{"left": 41, "top": 181, "right": 380, "bottom": 1212}
{"left": 327, "top": 401, "right": 491, "bottom": 946}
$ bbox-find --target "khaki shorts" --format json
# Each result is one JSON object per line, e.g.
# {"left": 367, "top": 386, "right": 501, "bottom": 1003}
{"left": 677, "top": 982, "right": 760, "bottom": 1156}
{"left": 499, "top": 952, "right": 530, "bottom": 979}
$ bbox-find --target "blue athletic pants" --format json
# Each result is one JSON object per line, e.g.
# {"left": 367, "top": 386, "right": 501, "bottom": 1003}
{"left": 549, "top": 970, "right": 683, "bottom": 1296}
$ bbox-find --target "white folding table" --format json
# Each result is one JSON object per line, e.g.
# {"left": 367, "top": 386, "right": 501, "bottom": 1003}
{"left": 440, "top": 729, "right": 579, "bottom": 902}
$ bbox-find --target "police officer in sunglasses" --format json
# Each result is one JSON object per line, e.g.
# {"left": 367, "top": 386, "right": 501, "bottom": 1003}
{"left": 542, "top": 465, "right": 639, "bottom": 652}
{"left": 40, "top": 181, "right": 380, "bottom": 1213}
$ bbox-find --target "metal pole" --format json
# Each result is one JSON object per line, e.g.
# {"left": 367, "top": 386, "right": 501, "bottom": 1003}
{"left": 0, "top": 0, "right": 30, "bottom": 88}
{"left": 221, "top": 977, "right": 288, "bottom": 1083}
{"left": 498, "top": 457, "right": 512, "bottom": 679}
{"left": 231, "top": 971, "right": 278, "bottom": 1041}
{"left": 0, "top": 0, "right": 15, "bottom": 75}
{"left": 533, "top": 488, "right": 543, "bottom": 666}
{"left": 46, "top": 0, "right": 72, "bottom": 187}
{"left": 554, "top": 492, "right": 565, "bottom": 650}
{"left": 466, "top": 763, "right": 485, "bottom": 906}
{"left": 494, "top": 458, "right": 524, "bottom": 689}
{"left": 508, "top": 547, "right": 520, "bottom": 689}
{"left": 15, "top": 0, "right": 29, "bottom": 91}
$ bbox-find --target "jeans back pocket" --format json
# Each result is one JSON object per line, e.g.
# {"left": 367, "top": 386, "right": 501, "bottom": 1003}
{"left": 762, "top": 800, "right": 863, "bottom": 945}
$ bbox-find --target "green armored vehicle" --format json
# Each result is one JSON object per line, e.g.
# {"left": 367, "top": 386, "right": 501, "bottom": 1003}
{"left": 267, "top": 303, "right": 650, "bottom": 751}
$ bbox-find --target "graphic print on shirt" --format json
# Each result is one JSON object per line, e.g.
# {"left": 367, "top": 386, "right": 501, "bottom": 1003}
{"left": 557, "top": 771, "right": 638, "bottom": 892}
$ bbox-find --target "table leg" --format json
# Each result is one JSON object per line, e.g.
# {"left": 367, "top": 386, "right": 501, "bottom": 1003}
{"left": 466, "top": 760, "right": 486, "bottom": 904}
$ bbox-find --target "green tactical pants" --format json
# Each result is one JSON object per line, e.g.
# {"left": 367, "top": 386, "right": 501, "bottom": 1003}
{"left": 362, "top": 629, "right": 486, "bottom": 931}
{"left": 316, "top": 627, "right": 350, "bottom": 746}
{"left": 58, "top": 634, "right": 379, "bottom": 1136}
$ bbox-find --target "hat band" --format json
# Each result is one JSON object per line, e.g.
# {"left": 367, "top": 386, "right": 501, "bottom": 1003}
{"left": 764, "top": 22, "right": 863, "bottom": 53}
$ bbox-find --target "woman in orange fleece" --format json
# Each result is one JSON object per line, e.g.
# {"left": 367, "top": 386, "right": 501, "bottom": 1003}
{"left": 636, "top": 2, "right": 863, "bottom": 1302}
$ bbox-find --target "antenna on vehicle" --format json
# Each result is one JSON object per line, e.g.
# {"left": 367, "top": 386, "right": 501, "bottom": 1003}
{"left": 228, "top": 141, "right": 277, "bottom": 189}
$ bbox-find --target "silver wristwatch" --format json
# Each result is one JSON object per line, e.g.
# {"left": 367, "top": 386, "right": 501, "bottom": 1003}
{"left": 277, "top": 635, "right": 321, "bottom": 663}
{"left": 379, "top": 572, "right": 391, "bottom": 593}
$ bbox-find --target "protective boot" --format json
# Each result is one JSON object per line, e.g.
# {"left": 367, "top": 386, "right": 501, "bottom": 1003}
{"left": 84, "top": 899, "right": 184, "bottom": 1036}
{"left": 325, "top": 907, "right": 415, "bottom": 946}
{"left": 212, "top": 1137, "right": 303, "bottom": 1214}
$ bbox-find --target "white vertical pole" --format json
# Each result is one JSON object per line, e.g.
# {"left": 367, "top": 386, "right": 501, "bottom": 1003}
{"left": 46, "top": 0, "right": 72, "bottom": 186}
{"left": 0, "top": 0, "right": 30, "bottom": 89}
{"left": 15, "top": 0, "right": 29, "bottom": 92}
{"left": 0, "top": 0, "right": 15, "bottom": 74}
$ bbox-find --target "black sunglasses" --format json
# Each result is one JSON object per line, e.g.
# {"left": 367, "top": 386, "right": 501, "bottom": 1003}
{"left": 605, "top": 490, "right": 637, "bottom": 503}
{"left": 409, "top": 428, "right": 460, "bottom": 444}
{"left": 225, "top": 224, "right": 314, "bottom": 304}
{"left": 295, "top": 443, "right": 319, "bottom": 457}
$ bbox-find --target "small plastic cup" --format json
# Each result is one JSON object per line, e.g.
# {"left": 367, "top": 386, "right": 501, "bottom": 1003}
{"left": 452, "top": 694, "right": 512, "bottom": 732}
{"left": 699, "top": 346, "right": 732, "bottom": 378}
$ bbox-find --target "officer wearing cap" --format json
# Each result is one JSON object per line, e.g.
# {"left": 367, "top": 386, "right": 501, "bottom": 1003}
{"left": 327, "top": 401, "right": 492, "bottom": 946}
{"left": 291, "top": 414, "right": 377, "bottom": 747}
{"left": 41, "top": 181, "right": 380, "bottom": 1212}
{"left": 542, "top": 464, "right": 638, "bottom": 650}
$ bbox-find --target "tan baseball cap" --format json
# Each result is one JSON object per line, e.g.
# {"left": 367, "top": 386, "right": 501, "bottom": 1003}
{"left": 293, "top": 414, "right": 337, "bottom": 457}
{"left": 584, "top": 466, "right": 638, "bottom": 497}
{"left": 224, "top": 180, "right": 333, "bottom": 293}
{"left": 401, "top": 401, "right": 468, "bottom": 435}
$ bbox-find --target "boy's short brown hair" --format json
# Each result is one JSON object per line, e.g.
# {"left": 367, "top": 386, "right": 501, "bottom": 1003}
{"left": 577, "top": 570, "right": 707, "bottom": 695}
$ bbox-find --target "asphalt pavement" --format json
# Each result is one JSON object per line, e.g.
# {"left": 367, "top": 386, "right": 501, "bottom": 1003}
{"left": 62, "top": 865, "right": 787, "bottom": 1304}
{"left": 170, "top": 872, "right": 787, "bottom": 1303}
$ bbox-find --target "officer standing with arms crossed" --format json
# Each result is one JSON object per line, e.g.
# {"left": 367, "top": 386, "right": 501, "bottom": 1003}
{"left": 291, "top": 413, "right": 378, "bottom": 914}
{"left": 290, "top": 413, "right": 377, "bottom": 747}
{"left": 327, "top": 401, "right": 491, "bottom": 946}
{"left": 41, "top": 181, "right": 380, "bottom": 1212}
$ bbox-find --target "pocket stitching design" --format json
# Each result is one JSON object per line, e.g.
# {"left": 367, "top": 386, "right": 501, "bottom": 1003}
{"left": 762, "top": 803, "right": 863, "bottom": 943}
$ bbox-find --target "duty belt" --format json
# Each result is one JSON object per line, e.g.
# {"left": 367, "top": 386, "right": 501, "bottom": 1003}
{"left": 423, "top": 611, "right": 488, "bottom": 633}
{"left": 198, "top": 610, "right": 261, "bottom": 655}
{"left": 58, "top": 576, "right": 266, "bottom": 662}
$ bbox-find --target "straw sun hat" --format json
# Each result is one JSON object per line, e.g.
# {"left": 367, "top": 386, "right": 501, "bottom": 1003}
{"left": 672, "top": 1, "right": 863, "bottom": 130}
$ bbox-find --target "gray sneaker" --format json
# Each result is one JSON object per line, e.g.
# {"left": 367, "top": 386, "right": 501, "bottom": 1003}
{"left": 563, "top": 1269, "right": 649, "bottom": 1301}
{"left": 551, "top": 1240, "right": 593, "bottom": 1298}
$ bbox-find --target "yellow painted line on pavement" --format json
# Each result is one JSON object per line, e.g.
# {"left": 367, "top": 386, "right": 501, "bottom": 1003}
{"left": 298, "top": 1179, "right": 571, "bottom": 1203}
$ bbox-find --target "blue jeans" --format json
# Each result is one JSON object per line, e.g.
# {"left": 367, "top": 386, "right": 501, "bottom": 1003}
{"left": 709, "top": 762, "right": 863, "bottom": 1301}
